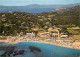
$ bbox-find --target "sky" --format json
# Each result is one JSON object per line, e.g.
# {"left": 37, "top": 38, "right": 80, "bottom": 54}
{"left": 0, "top": 0, "right": 80, "bottom": 6}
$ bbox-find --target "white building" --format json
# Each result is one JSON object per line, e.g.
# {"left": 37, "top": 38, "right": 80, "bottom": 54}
{"left": 61, "top": 35, "right": 68, "bottom": 38}
{"left": 26, "top": 33, "right": 35, "bottom": 37}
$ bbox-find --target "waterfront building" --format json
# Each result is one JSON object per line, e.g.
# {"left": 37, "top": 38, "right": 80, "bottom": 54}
{"left": 26, "top": 33, "right": 35, "bottom": 37}
{"left": 60, "top": 35, "right": 68, "bottom": 38}
{"left": 48, "top": 27, "right": 60, "bottom": 39}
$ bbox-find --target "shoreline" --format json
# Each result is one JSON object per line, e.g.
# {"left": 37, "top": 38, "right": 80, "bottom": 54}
{"left": 0, "top": 40, "right": 79, "bottom": 50}
{"left": 16, "top": 41, "right": 74, "bottom": 49}
{"left": 0, "top": 36, "right": 80, "bottom": 49}
{"left": 3, "top": 40, "right": 79, "bottom": 50}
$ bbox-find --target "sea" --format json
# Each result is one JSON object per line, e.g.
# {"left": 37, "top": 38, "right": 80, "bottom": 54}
{"left": 0, "top": 42, "right": 80, "bottom": 57}
{"left": 0, "top": 8, "right": 55, "bottom": 13}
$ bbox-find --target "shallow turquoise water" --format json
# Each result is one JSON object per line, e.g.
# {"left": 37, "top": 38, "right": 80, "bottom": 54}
{"left": 0, "top": 42, "right": 80, "bottom": 57}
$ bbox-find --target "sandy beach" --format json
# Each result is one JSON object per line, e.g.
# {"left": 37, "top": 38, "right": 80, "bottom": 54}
{"left": 2, "top": 36, "right": 79, "bottom": 49}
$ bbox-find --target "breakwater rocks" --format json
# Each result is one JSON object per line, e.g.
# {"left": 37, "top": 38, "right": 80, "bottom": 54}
{"left": 29, "top": 46, "right": 41, "bottom": 52}
{"left": 0, "top": 43, "right": 42, "bottom": 57}
{"left": 0, "top": 46, "right": 25, "bottom": 57}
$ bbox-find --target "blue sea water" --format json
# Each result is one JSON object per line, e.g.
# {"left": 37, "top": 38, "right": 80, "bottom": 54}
{"left": 0, "top": 42, "right": 80, "bottom": 57}
{"left": 0, "top": 8, "right": 55, "bottom": 13}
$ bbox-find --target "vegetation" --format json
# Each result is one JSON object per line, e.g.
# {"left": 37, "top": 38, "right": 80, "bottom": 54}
{"left": 0, "top": 5, "right": 80, "bottom": 36}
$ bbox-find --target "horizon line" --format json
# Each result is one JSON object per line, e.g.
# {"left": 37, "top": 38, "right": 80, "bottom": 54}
{"left": 0, "top": 3, "right": 80, "bottom": 6}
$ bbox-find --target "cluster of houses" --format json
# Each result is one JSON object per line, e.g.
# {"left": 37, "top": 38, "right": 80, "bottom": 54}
{"left": 37, "top": 27, "right": 68, "bottom": 38}
{"left": 17, "top": 27, "right": 69, "bottom": 39}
